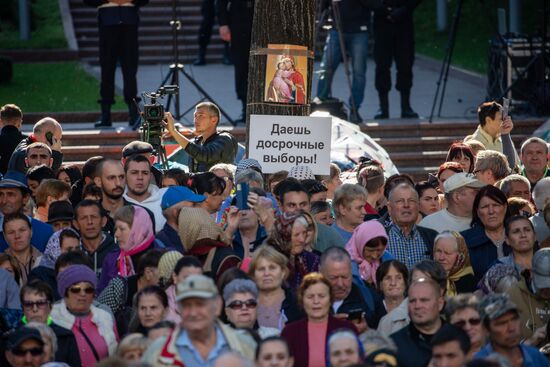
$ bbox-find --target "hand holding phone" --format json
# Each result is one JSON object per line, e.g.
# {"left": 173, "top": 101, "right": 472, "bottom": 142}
{"left": 236, "top": 183, "right": 250, "bottom": 210}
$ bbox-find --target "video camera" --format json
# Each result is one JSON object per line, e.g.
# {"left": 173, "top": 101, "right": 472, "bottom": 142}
{"left": 140, "top": 85, "right": 179, "bottom": 169}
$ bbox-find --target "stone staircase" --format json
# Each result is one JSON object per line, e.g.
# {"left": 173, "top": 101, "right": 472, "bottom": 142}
{"left": 54, "top": 118, "right": 544, "bottom": 181}
{"left": 70, "top": 0, "right": 225, "bottom": 65}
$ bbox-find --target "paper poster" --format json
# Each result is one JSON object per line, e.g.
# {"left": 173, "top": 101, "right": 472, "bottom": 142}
{"left": 248, "top": 114, "right": 332, "bottom": 175}
{"left": 264, "top": 44, "right": 308, "bottom": 105}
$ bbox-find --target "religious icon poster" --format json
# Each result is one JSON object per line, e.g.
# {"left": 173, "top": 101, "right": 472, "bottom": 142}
{"left": 264, "top": 44, "right": 308, "bottom": 105}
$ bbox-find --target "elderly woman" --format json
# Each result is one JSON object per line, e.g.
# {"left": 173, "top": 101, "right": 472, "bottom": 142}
{"left": 132, "top": 285, "right": 168, "bottom": 335}
{"left": 27, "top": 321, "right": 57, "bottom": 363}
{"left": 433, "top": 231, "right": 476, "bottom": 296}
{"left": 178, "top": 207, "right": 240, "bottom": 281}
{"left": 445, "top": 293, "right": 485, "bottom": 359}
{"left": 249, "top": 245, "right": 302, "bottom": 331}
{"left": 267, "top": 211, "right": 320, "bottom": 290}
{"left": 476, "top": 263, "right": 519, "bottom": 295}
{"left": 223, "top": 278, "right": 279, "bottom": 338}
{"left": 497, "top": 215, "right": 537, "bottom": 277}
{"left": 116, "top": 333, "right": 150, "bottom": 362}
{"left": 50, "top": 264, "right": 118, "bottom": 367}
{"left": 3, "top": 213, "right": 42, "bottom": 285}
{"left": 326, "top": 329, "right": 365, "bottom": 367}
{"left": 376, "top": 260, "right": 409, "bottom": 336}
{"left": 255, "top": 336, "right": 294, "bottom": 367}
{"left": 99, "top": 205, "right": 161, "bottom": 292}
{"left": 346, "top": 220, "right": 393, "bottom": 286}
{"left": 281, "top": 272, "right": 357, "bottom": 367}
{"left": 461, "top": 185, "right": 512, "bottom": 280}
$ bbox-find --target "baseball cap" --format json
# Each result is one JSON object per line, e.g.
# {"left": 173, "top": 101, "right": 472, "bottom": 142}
{"left": 478, "top": 293, "right": 518, "bottom": 322}
{"left": 532, "top": 248, "right": 550, "bottom": 291}
{"left": 0, "top": 170, "right": 30, "bottom": 193}
{"left": 443, "top": 172, "right": 486, "bottom": 193}
{"left": 176, "top": 274, "right": 218, "bottom": 302}
{"left": 47, "top": 200, "right": 74, "bottom": 223}
{"left": 6, "top": 326, "right": 44, "bottom": 351}
{"left": 161, "top": 186, "right": 205, "bottom": 210}
{"left": 122, "top": 141, "right": 154, "bottom": 158}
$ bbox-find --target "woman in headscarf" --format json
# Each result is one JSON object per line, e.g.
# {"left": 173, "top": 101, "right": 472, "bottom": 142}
{"left": 266, "top": 211, "right": 320, "bottom": 290}
{"left": 345, "top": 220, "right": 394, "bottom": 286}
{"left": 178, "top": 207, "right": 240, "bottom": 281}
{"left": 477, "top": 263, "right": 519, "bottom": 295}
{"left": 433, "top": 231, "right": 476, "bottom": 296}
{"left": 98, "top": 205, "right": 160, "bottom": 292}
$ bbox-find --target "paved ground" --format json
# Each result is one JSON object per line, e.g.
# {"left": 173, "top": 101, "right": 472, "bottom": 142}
{"left": 88, "top": 55, "right": 487, "bottom": 127}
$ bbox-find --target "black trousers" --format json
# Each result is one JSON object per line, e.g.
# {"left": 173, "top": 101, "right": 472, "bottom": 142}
{"left": 230, "top": 26, "right": 251, "bottom": 103}
{"left": 198, "top": 0, "right": 216, "bottom": 48}
{"left": 98, "top": 24, "right": 139, "bottom": 105}
{"left": 374, "top": 20, "right": 415, "bottom": 94}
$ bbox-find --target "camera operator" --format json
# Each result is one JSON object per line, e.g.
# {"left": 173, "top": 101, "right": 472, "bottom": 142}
{"left": 165, "top": 102, "right": 238, "bottom": 173}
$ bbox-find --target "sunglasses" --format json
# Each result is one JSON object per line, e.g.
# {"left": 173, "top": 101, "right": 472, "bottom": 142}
{"left": 11, "top": 347, "right": 43, "bottom": 357}
{"left": 69, "top": 286, "right": 95, "bottom": 295}
{"left": 452, "top": 318, "right": 481, "bottom": 328}
{"left": 226, "top": 299, "right": 257, "bottom": 310}
{"left": 22, "top": 300, "right": 50, "bottom": 309}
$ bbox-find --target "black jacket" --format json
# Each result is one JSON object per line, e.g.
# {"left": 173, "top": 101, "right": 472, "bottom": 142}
{"left": 335, "top": 283, "right": 384, "bottom": 329}
{"left": 28, "top": 266, "right": 59, "bottom": 299}
{"left": 7, "top": 136, "right": 63, "bottom": 174}
{"left": 81, "top": 233, "right": 117, "bottom": 278}
{"left": 0, "top": 125, "right": 26, "bottom": 175}
{"left": 320, "top": 0, "right": 383, "bottom": 33}
{"left": 391, "top": 322, "right": 439, "bottom": 367}
{"left": 51, "top": 323, "right": 82, "bottom": 367}
{"left": 185, "top": 131, "right": 238, "bottom": 172}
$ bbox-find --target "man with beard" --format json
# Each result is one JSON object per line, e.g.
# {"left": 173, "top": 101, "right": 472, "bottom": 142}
{"left": 73, "top": 200, "right": 116, "bottom": 277}
{"left": 391, "top": 278, "right": 445, "bottom": 367}
{"left": 122, "top": 154, "right": 165, "bottom": 232}
{"left": 93, "top": 159, "right": 126, "bottom": 218}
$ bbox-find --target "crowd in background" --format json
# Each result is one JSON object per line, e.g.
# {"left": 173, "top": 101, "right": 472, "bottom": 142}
{"left": 1, "top": 100, "right": 550, "bottom": 367}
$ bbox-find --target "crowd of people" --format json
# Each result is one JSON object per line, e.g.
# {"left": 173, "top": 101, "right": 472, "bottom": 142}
{"left": 0, "top": 99, "right": 550, "bottom": 367}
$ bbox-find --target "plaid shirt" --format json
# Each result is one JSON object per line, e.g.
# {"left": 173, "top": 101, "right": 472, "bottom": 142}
{"left": 386, "top": 224, "right": 431, "bottom": 269}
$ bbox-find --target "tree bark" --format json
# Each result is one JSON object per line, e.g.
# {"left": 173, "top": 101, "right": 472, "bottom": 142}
{"left": 246, "top": 0, "right": 317, "bottom": 150}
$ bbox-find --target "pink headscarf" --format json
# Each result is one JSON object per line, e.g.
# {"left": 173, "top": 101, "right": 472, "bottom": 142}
{"left": 117, "top": 206, "right": 155, "bottom": 277}
{"left": 345, "top": 220, "right": 388, "bottom": 285}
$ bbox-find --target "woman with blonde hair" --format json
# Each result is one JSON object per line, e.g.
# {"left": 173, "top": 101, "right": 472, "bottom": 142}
{"left": 248, "top": 245, "right": 302, "bottom": 330}
{"left": 433, "top": 231, "right": 476, "bottom": 296}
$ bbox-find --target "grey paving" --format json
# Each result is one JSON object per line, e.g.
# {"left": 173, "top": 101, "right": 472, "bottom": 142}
{"left": 88, "top": 55, "right": 486, "bottom": 127}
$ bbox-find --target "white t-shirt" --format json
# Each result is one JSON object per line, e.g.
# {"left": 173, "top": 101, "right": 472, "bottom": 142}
{"left": 419, "top": 209, "right": 472, "bottom": 233}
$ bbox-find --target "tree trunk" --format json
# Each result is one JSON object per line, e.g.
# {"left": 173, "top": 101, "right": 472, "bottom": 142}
{"left": 246, "top": 0, "right": 317, "bottom": 150}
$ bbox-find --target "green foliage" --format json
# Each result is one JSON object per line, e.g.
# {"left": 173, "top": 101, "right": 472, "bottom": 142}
{"left": 414, "top": 0, "right": 542, "bottom": 74}
{"left": 0, "top": 0, "right": 66, "bottom": 49}
{"left": 0, "top": 62, "right": 126, "bottom": 112}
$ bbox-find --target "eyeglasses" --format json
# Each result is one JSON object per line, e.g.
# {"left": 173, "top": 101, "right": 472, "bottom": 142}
{"left": 452, "top": 318, "right": 481, "bottom": 328}
{"left": 22, "top": 300, "right": 50, "bottom": 309}
{"left": 226, "top": 299, "right": 257, "bottom": 310}
{"left": 68, "top": 286, "right": 95, "bottom": 295}
{"left": 11, "top": 347, "right": 44, "bottom": 357}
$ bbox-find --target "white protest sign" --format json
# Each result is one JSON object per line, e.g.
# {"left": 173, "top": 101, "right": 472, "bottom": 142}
{"left": 248, "top": 114, "right": 332, "bottom": 175}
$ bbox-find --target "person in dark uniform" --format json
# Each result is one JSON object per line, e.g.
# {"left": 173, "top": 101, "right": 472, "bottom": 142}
{"left": 193, "top": 0, "right": 232, "bottom": 65}
{"left": 217, "top": 0, "right": 255, "bottom": 123}
{"left": 85, "top": 0, "right": 148, "bottom": 128}
{"left": 373, "top": 0, "right": 420, "bottom": 119}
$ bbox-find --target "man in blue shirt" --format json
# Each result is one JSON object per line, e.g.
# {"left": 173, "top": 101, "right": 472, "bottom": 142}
{"left": 0, "top": 171, "right": 53, "bottom": 252}
{"left": 475, "top": 293, "right": 550, "bottom": 367}
{"left": 157, "top": 186, "right": 206, "bottom": 252}
{"left": 142, "top": 274, "right": 256, "bottom": 366}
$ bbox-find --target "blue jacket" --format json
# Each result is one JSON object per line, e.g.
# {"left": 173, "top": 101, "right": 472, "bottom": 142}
{"left": 475, "top": 343, "right": 550, "bottom": 367}
{"left": 461, "top": 226, "right": 511, "bottom": 282}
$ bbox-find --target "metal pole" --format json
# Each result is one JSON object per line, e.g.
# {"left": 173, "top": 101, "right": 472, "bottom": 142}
{"left": 436, "top": 0, "right": 447, "bottom": 31}
{"left": 18, "top": 0, "right": 30, "bottom": 40}
{"left": 508, "top": 0, "right": 521, "bottom": 34}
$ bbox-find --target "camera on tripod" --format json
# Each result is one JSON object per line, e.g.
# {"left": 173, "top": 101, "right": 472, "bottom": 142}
{"left": 140, "top": 85, "right": 179, "bottom": 169}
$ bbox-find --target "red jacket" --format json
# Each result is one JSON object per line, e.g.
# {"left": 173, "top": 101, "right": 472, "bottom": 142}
{"left": 281, "top": 316, "right": 358, "bottom": 367}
